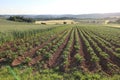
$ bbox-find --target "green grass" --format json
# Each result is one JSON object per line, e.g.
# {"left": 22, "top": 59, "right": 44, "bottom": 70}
{"left": 0, "top": 19, "right": 64, "bottom": 45}
{"left": 0, "top": 66, "right": 120, "bottom": 80}
{"left": 0, "top": 19, "right": 64, "bottom": 32}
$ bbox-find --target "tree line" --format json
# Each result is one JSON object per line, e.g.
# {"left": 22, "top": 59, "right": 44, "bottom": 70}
{"left": 8, "top": 16, "right": 35, "bottom": 23}
{"left": 35, "top": 17, "right": 76, "bottom": 21}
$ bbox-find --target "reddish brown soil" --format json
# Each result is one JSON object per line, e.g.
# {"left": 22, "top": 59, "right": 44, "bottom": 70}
{"left": 47, "top": 29, "right": 72, "bottom": 68}
{"left": 88, "top": 39, "right": 112, "bottom": 74}
{"left": 28, "top": 31, "right": 68, "bottom": 66}
{"left": 0, "top": 58, "right": 6, "bottom": 62}
{"left": 69, "top": 30, "right": 78, "bottom": 68}
{"left": 78, "top": 29, "right": 99, "bottom": 72}
{"left": 90, "top": 35, "right": 120, "bottom": 67}
{"left": 28, "top": 55, "right": 42, "bottom": 66}
{"left": 0, "top": 41, "right": 21, "bottom": 52}
{"left": 102, "top": 46, "right": 120, "bottom": 67}
{"left": 0, "top": 42, "right": 13, "bottom": 51}
{"left": 77, "top": 28, "right": 88, "bottom": 72}
{"left": 90, "top": 31, "right": 120, "bottom": 48}
{"left": 11, "top": 30, "right": 67, "bottom": 66}
{"left": 1, "top": 27, "right": 119, "bottom": 75}
{"left": 11, "top": 36, "right": 56, "bottom": 66}
{"left": 83, "top": 30, "right": 120, "bottom": 74}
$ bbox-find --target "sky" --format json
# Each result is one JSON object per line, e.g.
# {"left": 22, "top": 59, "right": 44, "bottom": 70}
{"left": 0, "top": 0, "right": 120, "bottom": 15}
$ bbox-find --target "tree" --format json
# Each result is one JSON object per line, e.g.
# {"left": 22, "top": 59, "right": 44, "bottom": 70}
{"left": 63, "top": 22, "right": 67, "bottom": 24}
{"left": 7, "top": 16, "right": 35, "bottom": 23}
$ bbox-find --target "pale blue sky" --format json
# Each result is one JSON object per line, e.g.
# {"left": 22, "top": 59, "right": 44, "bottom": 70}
{"left": 0, "top": 0, "right": 120, "bottom": 14}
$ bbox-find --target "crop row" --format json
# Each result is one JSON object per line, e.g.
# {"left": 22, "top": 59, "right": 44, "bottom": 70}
{"left": 0, "top": 26, "right": 69, "bottom": 65}
{"left": 1, "top": 25, "right": 120, "bottom": 75}
{"left": 77, "top": 26, "right": 120, "bottom": 74}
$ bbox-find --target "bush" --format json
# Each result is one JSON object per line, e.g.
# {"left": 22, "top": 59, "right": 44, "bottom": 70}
{"left": 8, "top": 16, "right": 35, "bottom": 23}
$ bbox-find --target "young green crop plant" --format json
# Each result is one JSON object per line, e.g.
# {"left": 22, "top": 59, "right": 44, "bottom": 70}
{"left": 75, "top": 54, "right": 84, "bottom": 63}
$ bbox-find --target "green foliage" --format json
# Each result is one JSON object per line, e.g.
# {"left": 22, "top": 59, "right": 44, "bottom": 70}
{"left": 74, "top": 45, "right": 80, "bottom": 50}
{"left": 7, "top": 66, "right": 20, "bottom": 80}
{"left": 74, "top": 54, "right": 84, "bottom": 63}
{"left": 0, "top": 63, "right": 120, "bottom": 80}
{"left": 36, "top": 51, "right": 41, "bottom": 55}
{"left": 115, "top": 48, "right": 120, "bottom": 53}
{"left": 25, "top": 57, "right": 32, "bottom": 63}
{"left": 100, "top": 52, "right": 109, "bottom": 59}
{"left": 91, "top": 55, "right": 100, "bottom": 62}
{"left": 44, "top": 52, "right": 52, "bottom": 60}
{"left": 8, "top": 16, "right": 35, "bottom": 23}
{"left": 73, "top": 71, "right": 83, "bottom": 79}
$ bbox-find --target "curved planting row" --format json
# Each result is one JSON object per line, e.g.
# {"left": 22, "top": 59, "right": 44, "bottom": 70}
{"left": 84, "top": 29, "right": 118, "bottom": 53}
{"left": 80, "top": 28, "right": 120, "bottom": 74}
{"left": 85, "top": 30, "right": 120, "bottom": 66}
{"left": 0, "top": 27, "right": 68, "bottom": 64}
{"left": 85, "top": 27, "right": 120, "bottom": 48}
{"left": 76, "top": 28, "right": 88, "bottom": 72}
{"left": 69, "top": 28, "right": 85, "bottom": 70}
{"left": 47, "top": 28, "right": 73, "bottom": 68}
{"left": 28, "top": 29, "right": 70, "bottom": 66}
{"left": 54, "top": 28, "right": 74, "bottom": 72}
{"left": 11, "top": 27, "right": 69, "bottom": 66}
{"left": 1, "top": 25, "right": 120, "bottom": 76}
{"left": 78, "top": 28, "right": 100, "bottom": 72}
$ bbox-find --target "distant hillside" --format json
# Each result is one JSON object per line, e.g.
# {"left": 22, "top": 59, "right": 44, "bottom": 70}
{"left": 1, "top": 12, "right": 120, "bottom": 19}
{"left": 75, "top": 13, "right": 120, "bottom": 19}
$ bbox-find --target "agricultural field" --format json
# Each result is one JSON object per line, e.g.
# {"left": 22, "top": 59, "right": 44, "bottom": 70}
{"left": 105, "top": 24, "right": 120, "bottom": 28}
{"left": 35, "top": 20, "right": 76, "bottom": 25}
{"left": 0, "top": 19, "right": 120, "bottom": 80}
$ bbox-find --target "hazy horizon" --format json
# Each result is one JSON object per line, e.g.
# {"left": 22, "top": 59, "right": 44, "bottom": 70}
{"left": 0, "top": 0, "right": 120, "bottom": 15}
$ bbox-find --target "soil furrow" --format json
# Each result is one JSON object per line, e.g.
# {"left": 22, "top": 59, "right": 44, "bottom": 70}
{"left": 83, "top": 29, "right": 120, "bottom": 74}
{"left": 76, "top": 28, "right": 88, "bottom": 72}
{"left": 78, "top": 29, "right": 99, "bottom": 72}
{"left": 47, "top": 29, "right": 72, "bottom": 68}
{"left": 28, "top": 30, "right": 68, "bottom": 66}
{"left": 69, "top": 29, "right": 78, "bottom": 68}
{"left": 11, "top": 30, "right": 67, "bottom": 66}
